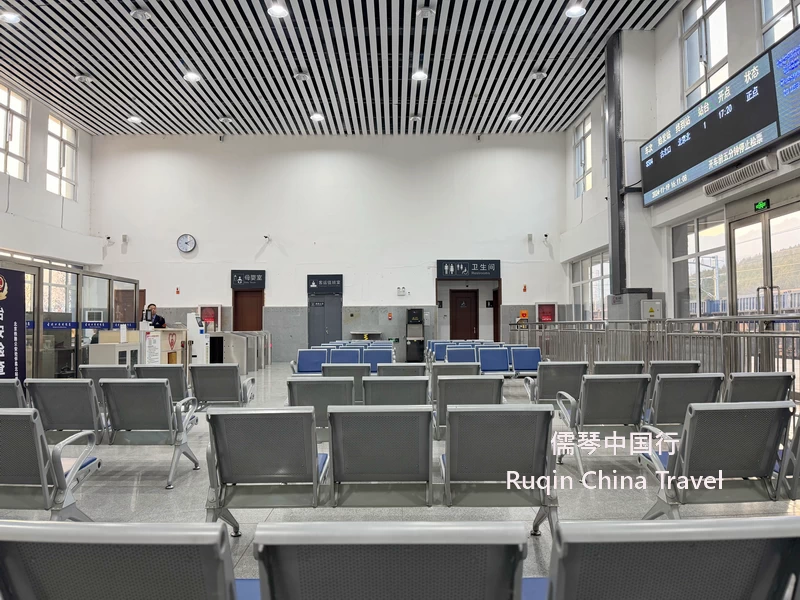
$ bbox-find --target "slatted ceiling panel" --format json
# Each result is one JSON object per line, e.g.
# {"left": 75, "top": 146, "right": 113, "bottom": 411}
{"left": 0, "top": 0, "right": 676, "bottom": 136}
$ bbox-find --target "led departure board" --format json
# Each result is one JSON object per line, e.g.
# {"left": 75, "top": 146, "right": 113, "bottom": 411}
{"left": 641, "top": 26, "right": 800, "bottom": 206}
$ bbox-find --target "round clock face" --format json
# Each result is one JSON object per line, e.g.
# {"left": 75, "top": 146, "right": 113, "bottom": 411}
{"left": 177, "top": 233, "right": 196, "bottom": 253}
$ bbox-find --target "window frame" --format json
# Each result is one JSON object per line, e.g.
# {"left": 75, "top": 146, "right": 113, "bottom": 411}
{"left": 574, "top": 114, "right": 592, "bottom": 198}
{"left": 760, "top": 0, "right": 800, "bottom": 49}
{"left": 670, "top": 210, "right": 727, "bottom": 318}
{"left": 0, "top": 82, "right": 29, "bottom": 181}
{"left": 46, "top": 115, "right": 78, "bottom": 201}
{"left": 681, "top": 0, "right": 729, "bottom": 108}
{"left": 570, "top": 249, "right": 610, "bottom": 321}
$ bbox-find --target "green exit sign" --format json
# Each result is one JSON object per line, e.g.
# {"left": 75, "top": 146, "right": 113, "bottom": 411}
{"left": 754, "top": 199, "right": 770, "bottom": 212}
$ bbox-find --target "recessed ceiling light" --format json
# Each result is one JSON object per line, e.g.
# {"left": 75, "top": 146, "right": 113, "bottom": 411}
{"left": 0, "top": 11, "right": 21, "bottom": 24}
{"left": 411, "top": 70, "right": 428, "bottom": 81}
{"left": 74, "top": 74, "right": 94, "bottom": 84}
{"left": 218, "top": 117, "right": 234, "bottom": 125}
{"left": 0, "top": 251, "right": 10, "bottom": 257}
{"left": 267, "top": 2, "right": 289, "bottom": 18}
{"left": 417, "top": 7, "right": 435, "bottom": 18}
{"left": 183, "top": 71, "right": 202, "bottom": 83}
{"left": 532, "top": 71, "right": 547, "bottom": 80}
{"left": 507, "top": 113, "right": 523, "bottom": 122}
{"left": 410, "top": 115, "right": 422, "bottom": 123}
{"left": 565, "top": 3, "right": 586, "bottom": 18}
{"left": 127, "top": 115, "right": 144, "bottom": 124}
{"left": 129, "top": 9, "right": 152, "bottom": 21}
{"left": 310, "top": 112, "right": 325, "bottom": 122}
{"left": 12, "top": 254, "right": 32, "bottom": 261}
{"left": 294, "top": 72, "right": 311, "bottom": 83}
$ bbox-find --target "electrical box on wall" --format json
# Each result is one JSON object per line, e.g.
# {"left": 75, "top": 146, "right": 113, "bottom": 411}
{"left": 641, "top": 299, "right": 663, "bottom": 320}
{"left": 536, "top": 303, "right": 557, "bottom": 323}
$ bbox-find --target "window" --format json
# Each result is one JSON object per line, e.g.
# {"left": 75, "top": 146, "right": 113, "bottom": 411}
{"left": 0, "top": 83, "right": 28, "bottom": 180}
{"left": 46, "top": 115, "right": 77, "bottom": 200}
{"left": 682, "top": 0, "right": 728, "bottom": 107}
{"left": 571, "top": 250, "right": 610, "bottom": 321}
{"left": 671, "top": 210, "right": 727, "bottom": 318}
{"left": 760, "top": 0, "right": 800, "bottom": 48}
{"left": 574, "top": 115, "right": 592, "bottom": 197}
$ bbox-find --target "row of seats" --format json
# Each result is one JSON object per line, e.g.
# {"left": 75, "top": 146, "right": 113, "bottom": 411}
{"left": 291, "top": 347, "right": 393, "bottom": 373}
{"left": 3, "top": 516, "right": 797, "bottom": 599}
{"left": 286, "top": 373, "right": 504, "bottom": 441}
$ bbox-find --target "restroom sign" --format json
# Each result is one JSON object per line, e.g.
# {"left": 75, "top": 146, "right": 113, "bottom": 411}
{"left": 437, "top": 260, "right": 501, "bottom": 279}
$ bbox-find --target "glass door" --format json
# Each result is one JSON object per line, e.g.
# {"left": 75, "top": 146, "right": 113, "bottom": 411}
{"left": 730, "top": 201, "right": 800, "bottom": 315}
{"left": 41, "top": 268, "right": 78, "bottom": 378}
{"left": 0, "top": 261, "right": 37, "bottom": 379}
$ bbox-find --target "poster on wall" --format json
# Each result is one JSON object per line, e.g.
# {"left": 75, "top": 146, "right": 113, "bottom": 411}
{"left": 145, "top": 331, "right": 161, "bottom": 364}
{"left": 0, "top": 268, "right": 26, "bottom": 381}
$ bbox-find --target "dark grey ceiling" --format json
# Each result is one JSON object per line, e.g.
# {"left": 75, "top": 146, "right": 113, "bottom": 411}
{"left": 0, "top": 0, "right": 676, "bottom": 135}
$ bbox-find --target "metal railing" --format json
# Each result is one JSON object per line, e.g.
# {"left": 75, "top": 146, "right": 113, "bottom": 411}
{"left": 530, "top": 315, "right": 800, "bottom": 399}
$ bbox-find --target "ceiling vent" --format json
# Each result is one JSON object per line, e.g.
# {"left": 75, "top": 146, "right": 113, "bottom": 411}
{"left": 703, "top": 155, "right": 777, "bottom": 197}
{"left": 778, "top": 139, "right": 800, "bottom": 165}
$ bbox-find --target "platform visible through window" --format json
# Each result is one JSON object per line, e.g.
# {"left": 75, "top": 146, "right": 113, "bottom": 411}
{"left": 46, "top": 115, "right": 77, "bottom": 200}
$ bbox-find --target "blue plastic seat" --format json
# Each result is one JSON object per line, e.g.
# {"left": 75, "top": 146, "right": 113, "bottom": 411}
{"left": 479, "top": 347, "right": 511, "bottom": 375}
{"left": 363, "top": 349, "right": 392, "bottom": 373}
{"left": 318, "top": 453, "right": 328, "bottom": 475}
{"left": 296, "top": 349, "right": 327, "bottom": 374}
{"left": 512, "top": 347, "right": 541, "bottom": 374}
{"left": 330, "top": 349, "right": 360, "bottom": 364}
{"left": 446, "top": 347, "right": 476, "bottom": 363}
{"left": 434, "top": 343, "right": 449, "bottom": 362}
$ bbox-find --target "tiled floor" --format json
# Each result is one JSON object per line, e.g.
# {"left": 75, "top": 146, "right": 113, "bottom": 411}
{"left": 2, "top": 363, "right": 795, "bottom": 577}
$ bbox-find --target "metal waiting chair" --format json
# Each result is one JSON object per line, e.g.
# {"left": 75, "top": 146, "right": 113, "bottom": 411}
{"left": 378, "top": 363, "right": 426, "bottom": 377}
{"left": 327, "top": 405, "right": 433, "bottom": 507}
{"left": 0, "top": 520, "right": 236, "bottom": 599}
{"left": 725, "top": 372, "right": 795, "bottom": 403}
{"left": 435, "top": 375, "right": 503, "bottom": 440}
{"left": 0, "top": 408, "right": 101, "bottom": 521}
{"left": 252, "top": 521, "right": 527, "bottom": 599}
{"left": 645, "top": 373, "right": 724, "bottom": 430}
{"left": 363, "top": 348, "right": 392, "bottom": 373}
{"left": 511, "top": 347, "right": 541, "bottom": 377}
{"left": 135, "top": 364, "right": 191, "bottom": 401}
{"left": 286, "top": 376, "right": 354, "bottom": 442}
{"left": 556, "top": 375, "right": 651, "bottom": 476}
{"left": 645, "top": 360, "right": 701, "bottom": 400}
{"left": 442, "top": 404, "right": 558, "bottom": 537}
{"left": 330, "top": 348, "right": 360, "bottom": 364}
{"left": 290, "top": 349, "right": 327, "bottom": 374}
{"left": 78, "top": 364, "right": 130, "bottom": 410}
{"left": 206, "top": 407, "right": 329, "bottom": 536}
{"left": 592, "top": 360, "right": 644, "bottom": 375}
{"left": 322, "top": 363, "right": 370, "bottom": 404}
{"left": 189, "top": 364, "right": 255, "bottom": 408}
{"left": 446, "top": 347, "right": 477, "bottom": 363}
{"left": 363, "top": 376, "right": 428, "bottom": 405}
{"left": 478, "top": 347, "right": 513, "bottom": 376}
{"left": 429, "top": 362, "right": 480, "bottom": 405}
{"left": 640, "top": 401, "right": 794, "bottom": 519}
{"left": 548, "top": 517, "right": 800, "bottom": 600}
{"left": 524, "top": 361, "right": 588, "bottom": 404}
{"left": 0, "top": 378, "right": 26, "bottom": 408}
{"left": 99, "top": 378, "right": 200, "bottom": 489}
{"left": 26, "top": 379, "right": 105, "bottom": 443}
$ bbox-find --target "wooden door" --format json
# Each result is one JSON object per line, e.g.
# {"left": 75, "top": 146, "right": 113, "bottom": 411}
{"left": 450, "top": 289, "right": 478, "bottom": 340}
{"left": 138, "top": 289, "right": 146, "bottom": 322}
{"left": 233, "top": 289, "right": 264, "bottom": 331}
{"left": 493, "top": 288, "right": 500, "bottom": 342}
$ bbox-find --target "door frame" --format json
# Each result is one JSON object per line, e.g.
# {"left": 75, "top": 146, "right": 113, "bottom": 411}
{"left": 449, "top": 289, "right": 479, "bottom": 340}
{"left": 232, "top": 289, "right": 264, "bottom": 331}
{"left": 728, "top": 201, "right": 800, "bottom": 315}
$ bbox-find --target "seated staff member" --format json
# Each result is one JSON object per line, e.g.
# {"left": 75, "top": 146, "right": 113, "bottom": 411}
{"left": 148, "top": 303, "right": 167, "bottom": 328}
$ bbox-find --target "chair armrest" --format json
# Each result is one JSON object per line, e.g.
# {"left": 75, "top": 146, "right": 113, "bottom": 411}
{"left": 52, "top": 431, "right": 97, "bottom": 491}
{"left": 176, "top": 396, "right": 199, "bottom": 432}
{"left": 206, "top": 442, "right": 220, "bottom": 491}
{"left": 290, "top": 361, "right": 298, "bottom": 374}
{"left": 556, "top": 391, "right": 577, "bottom": 427}
{"left": 241, "top": 377, "right": 256, "bottom": 404}
{"left": 523, "top": 377, "right": 534, "bottom": 401}
{"left": 640, "top": 424, "right": 667, "bottom": 438}
{"left": 640, "top": 425, "right": 674, "bottom": 472}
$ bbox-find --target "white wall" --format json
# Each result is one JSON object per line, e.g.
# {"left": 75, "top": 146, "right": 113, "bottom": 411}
{"left": 0, "top": 93, "right": 101, "bottom": 265}
{"left": 560, "top": 93, "right": 610, "bottom": 264}
{"left": 91, "top": 135, "right": 566, "bottom": 308}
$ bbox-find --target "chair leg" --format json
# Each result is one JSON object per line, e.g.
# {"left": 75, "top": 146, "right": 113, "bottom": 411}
{"left": 182, "top": 444, "right": 201, "bottom": 470}
{"left": 166, "top": 446, "right": 182, "bottom": 489}
{"left": 51, "top": 503, "right": 92, "bottom": 523}
{"left": 531, "top": 506, "right": 548, "bottom": 537}
{"left": 218, "top": 508, "right": 241, "bottom": 537}
{"left": 573, "top": 443, "right": 585, "bottom": 478}
{"left": 205, "top": 508, "right": 218, "bottom": 523}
